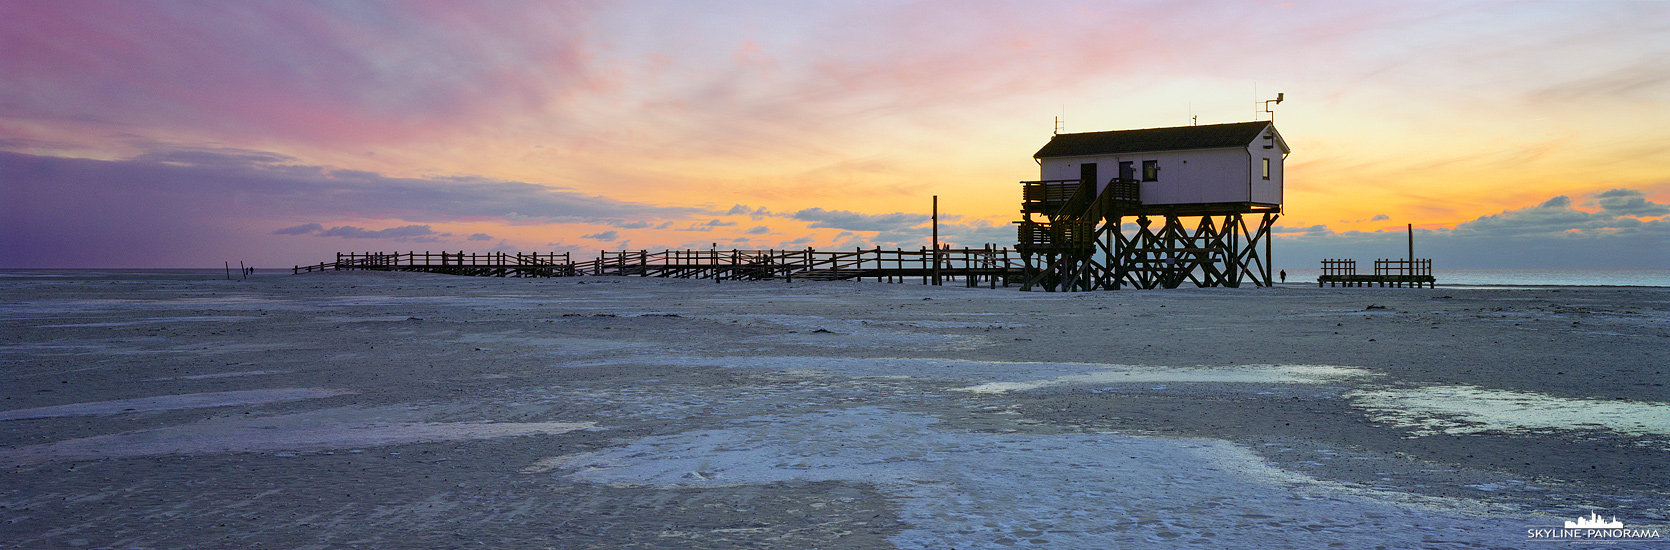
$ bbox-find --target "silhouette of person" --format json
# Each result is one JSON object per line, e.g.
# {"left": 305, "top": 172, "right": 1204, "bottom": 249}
{"left": 1280, "top": 269, "right": 1287, "bottom": 283}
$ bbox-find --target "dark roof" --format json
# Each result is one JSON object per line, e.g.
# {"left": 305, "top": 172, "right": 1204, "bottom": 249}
{"left": 1034, "top": 121, "right": 1273, "bottom": 158}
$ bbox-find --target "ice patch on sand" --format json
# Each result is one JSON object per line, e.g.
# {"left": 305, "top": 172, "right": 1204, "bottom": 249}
{"left": 638, "top": 356, "right": 1374, "bottom": 393}
{"left": 645, "top": 356, "right": 1137, "bottom": 383}
{"left": 958, "top": 365, "right": 1374, "bottom": 393}
{"left": 144, "top": 369, "right": 289, "bottom": 381}
{"left": 0, "top": 388, "right": 353, "bottom": 420}
{"left": 0, "top": 406, "right": 594, "bottom": 463}
{"left": 1348, "top": 385, "right": 1670, "bottom": 439}
{"left": 539, "top": 406, "right": 1528, "bottom": 549}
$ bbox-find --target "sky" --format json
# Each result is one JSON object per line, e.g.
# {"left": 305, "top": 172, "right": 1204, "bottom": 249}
{"left": 2, "top": 0, "right": 1667, "bottom": 269}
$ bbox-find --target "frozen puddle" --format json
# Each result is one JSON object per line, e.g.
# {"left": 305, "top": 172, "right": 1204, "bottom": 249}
{"left": 0, "top": 406, "right": 593, "bottom": 464}
{"left": 0, "top": 388, "right": 353, "bottom": 420}
{"left": 538, "top": 406, "right": 1531, "bottom": 548}
{"left": 1348, "top": 385, "right": 1670, "bottom": 440}
{"left": 957, "top": 365, "right": 1374, "bottom": 393}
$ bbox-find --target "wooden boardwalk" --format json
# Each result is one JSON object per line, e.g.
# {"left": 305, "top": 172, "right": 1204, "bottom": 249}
{"left": 1317, "top": 259, "right": 1436, "bottom": 288}
{"left": 295, "top": 251, "right": 577, "bottom": 278}
{"left": 296, "top": 247, "right": 1021, "bottom": 287}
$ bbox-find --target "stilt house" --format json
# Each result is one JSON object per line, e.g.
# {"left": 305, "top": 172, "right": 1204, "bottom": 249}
{"left": 1017, "top": 121, "right": 1287, "bottom": 290}
{"left": 1034, "top": 121, "right": 1287, "bottom": 207}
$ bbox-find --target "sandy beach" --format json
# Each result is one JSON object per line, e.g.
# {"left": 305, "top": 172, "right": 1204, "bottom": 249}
{"left": 2, "top": 271, "right": 1666, "bottom": 548}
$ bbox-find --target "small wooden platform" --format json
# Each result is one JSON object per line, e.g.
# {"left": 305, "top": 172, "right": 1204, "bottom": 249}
{"left": 1317, "top": 259, "right": 1436, "bottom": 288}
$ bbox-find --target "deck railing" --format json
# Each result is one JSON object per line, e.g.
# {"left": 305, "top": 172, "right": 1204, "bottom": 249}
{"left": 1317, "top": 258, "right": 1436, "bottom": 288}
{"left": 1374, "top": 259, "right": 1432, "bottom": 278}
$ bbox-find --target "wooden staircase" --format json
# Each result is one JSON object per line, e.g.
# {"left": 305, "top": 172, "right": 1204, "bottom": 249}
{"left": 1015, "top": 178, "right": 1140, "bottom": 291}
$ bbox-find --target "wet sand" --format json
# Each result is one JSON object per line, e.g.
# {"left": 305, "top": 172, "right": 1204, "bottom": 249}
{"left": 2, "top": 271, "right": 1667, "bottom": 548}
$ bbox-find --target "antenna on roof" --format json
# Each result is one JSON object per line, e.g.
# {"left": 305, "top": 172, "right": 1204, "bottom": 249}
{"left": 1054, "top": 115, "right": 1064, "bottom": 135}
{"left": 1259, "top": 92, "right": 1284, "bottom": 123}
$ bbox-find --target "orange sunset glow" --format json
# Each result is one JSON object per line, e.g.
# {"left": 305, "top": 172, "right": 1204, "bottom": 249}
{"left": 3, "top": 1, "right": 1666, "bottom": 268}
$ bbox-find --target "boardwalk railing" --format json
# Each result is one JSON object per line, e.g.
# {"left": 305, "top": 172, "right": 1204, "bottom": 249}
{"left": 296, "top": 246, "right": 1020, "bottom": 287}
{"left": 295, "top": 251, "right": 575, "bottom": 278}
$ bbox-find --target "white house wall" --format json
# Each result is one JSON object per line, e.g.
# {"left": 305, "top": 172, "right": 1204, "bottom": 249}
{"left": 1249, "top": 144, "right": 1282, "bottom": 205}
{"left": 1039, "top": 147, "right": 1281, "bottom": 206}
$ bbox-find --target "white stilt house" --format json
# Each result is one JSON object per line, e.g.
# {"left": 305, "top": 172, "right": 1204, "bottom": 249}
{"left": 1034, "top": 121, "right": 1287, "bottom": 208}
{"left": 1017, "top": 121, "right": 1287, "bottom": 290}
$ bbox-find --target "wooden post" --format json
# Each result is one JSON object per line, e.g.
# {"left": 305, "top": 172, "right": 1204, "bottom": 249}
{"left": 931, "top": 195, "right": 941, "bottom": 286}
{"left": 1407, "top": 223, "right": 1414, "bottom": 276}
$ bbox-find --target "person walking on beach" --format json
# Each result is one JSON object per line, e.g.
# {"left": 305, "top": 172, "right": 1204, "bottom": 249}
{"left": 1280, "top": 269, "right": 1286, "bottom": 283}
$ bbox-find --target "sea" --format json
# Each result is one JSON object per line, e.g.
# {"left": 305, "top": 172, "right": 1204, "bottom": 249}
{"left": 2, "top": 268, "right": 1669, "bottom": 288}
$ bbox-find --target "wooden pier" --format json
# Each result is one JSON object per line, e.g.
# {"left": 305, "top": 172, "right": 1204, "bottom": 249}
{"left": 1317, "top": 259, "right": 1436, "bottom": 288}
{"left": 295, "top": 251, "right": 577, "bottom": 278}
{"left": 295, "top": 246, "right": 1020, "bottom": 288}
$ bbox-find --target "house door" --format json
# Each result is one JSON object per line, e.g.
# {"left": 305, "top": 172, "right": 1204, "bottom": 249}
{"left": 1080, "top": 163, "right": 1097, "bottom": 191}
{"left": 1118, "top": 161, "right": 1134, "bottom": 181}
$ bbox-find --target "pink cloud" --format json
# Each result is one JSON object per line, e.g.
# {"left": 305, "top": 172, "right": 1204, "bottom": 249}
{"left": 0, "top": 1, "right": 604, "bottom": 147}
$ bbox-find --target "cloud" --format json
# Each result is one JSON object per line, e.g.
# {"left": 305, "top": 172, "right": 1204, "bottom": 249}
{"left": 0, "top": 148, "right": 706, "bottom": 266}
{"left": 1533, "top": 57, "right": 1670, "bottom": 102}
{"left": 745, "top": 225, "right": 771, "bottom": 235}
{"left": 1275, "top": 224, "right": 1334, "bottom": 237}
{"left": 791, "top": 208, "right": 923, "bottom": 232}
{"left": 317, "top": 225, "right": 437, "bottom": 240}
{"left": 934, "top": 219, "right": 1016, "bottom": 248}
{"left": 1593, "top": 188, "right": 1670, "bottom": 217}
{"left": 726, "top": 205, "right": 777, "bottom": 219}
{"left": 0, "top": 2, "right": 608, "bottom": 147}
{"left": 467, "top": 233, "right": 493, "bottom": 241}
{"left": 1275, "top": 190, "right": 1670, "bottom": 268}
{"left": 1446, "top": 193, "right": 1655, "bottom": 239}
{"left": 273, "top": 222, "right": 322, "bottom": 235}
{"left": 137, "top": 148, "right": 298, "bottom": 167}
{"left": 580, "top": 230, "right": 619, "bottom": 241}
{"left": 0, "top": 149, "right": 697, "bottom": 225}
{"left": 1370, "top": 214, "right": 1390, "bottom": 221}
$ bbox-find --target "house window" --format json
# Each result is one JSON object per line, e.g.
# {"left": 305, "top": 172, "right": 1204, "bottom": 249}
{"left": 1262, "top": 158, "right": 1271, "bottom": 180}
{"left": 1141, "top": 160, "right": 1159, "bottom": 182}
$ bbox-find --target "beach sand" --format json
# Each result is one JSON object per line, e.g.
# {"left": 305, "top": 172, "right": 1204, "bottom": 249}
{"left": 2, "top": 271, "right": 1666, "bottom": 548}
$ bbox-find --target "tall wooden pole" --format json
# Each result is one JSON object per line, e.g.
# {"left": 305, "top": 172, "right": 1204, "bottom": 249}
{"left": 1407, "top": 223, "right": 1414, "bottom": 261}
{"left": 932, "top": 195, "right": 941, "bottom": 286}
